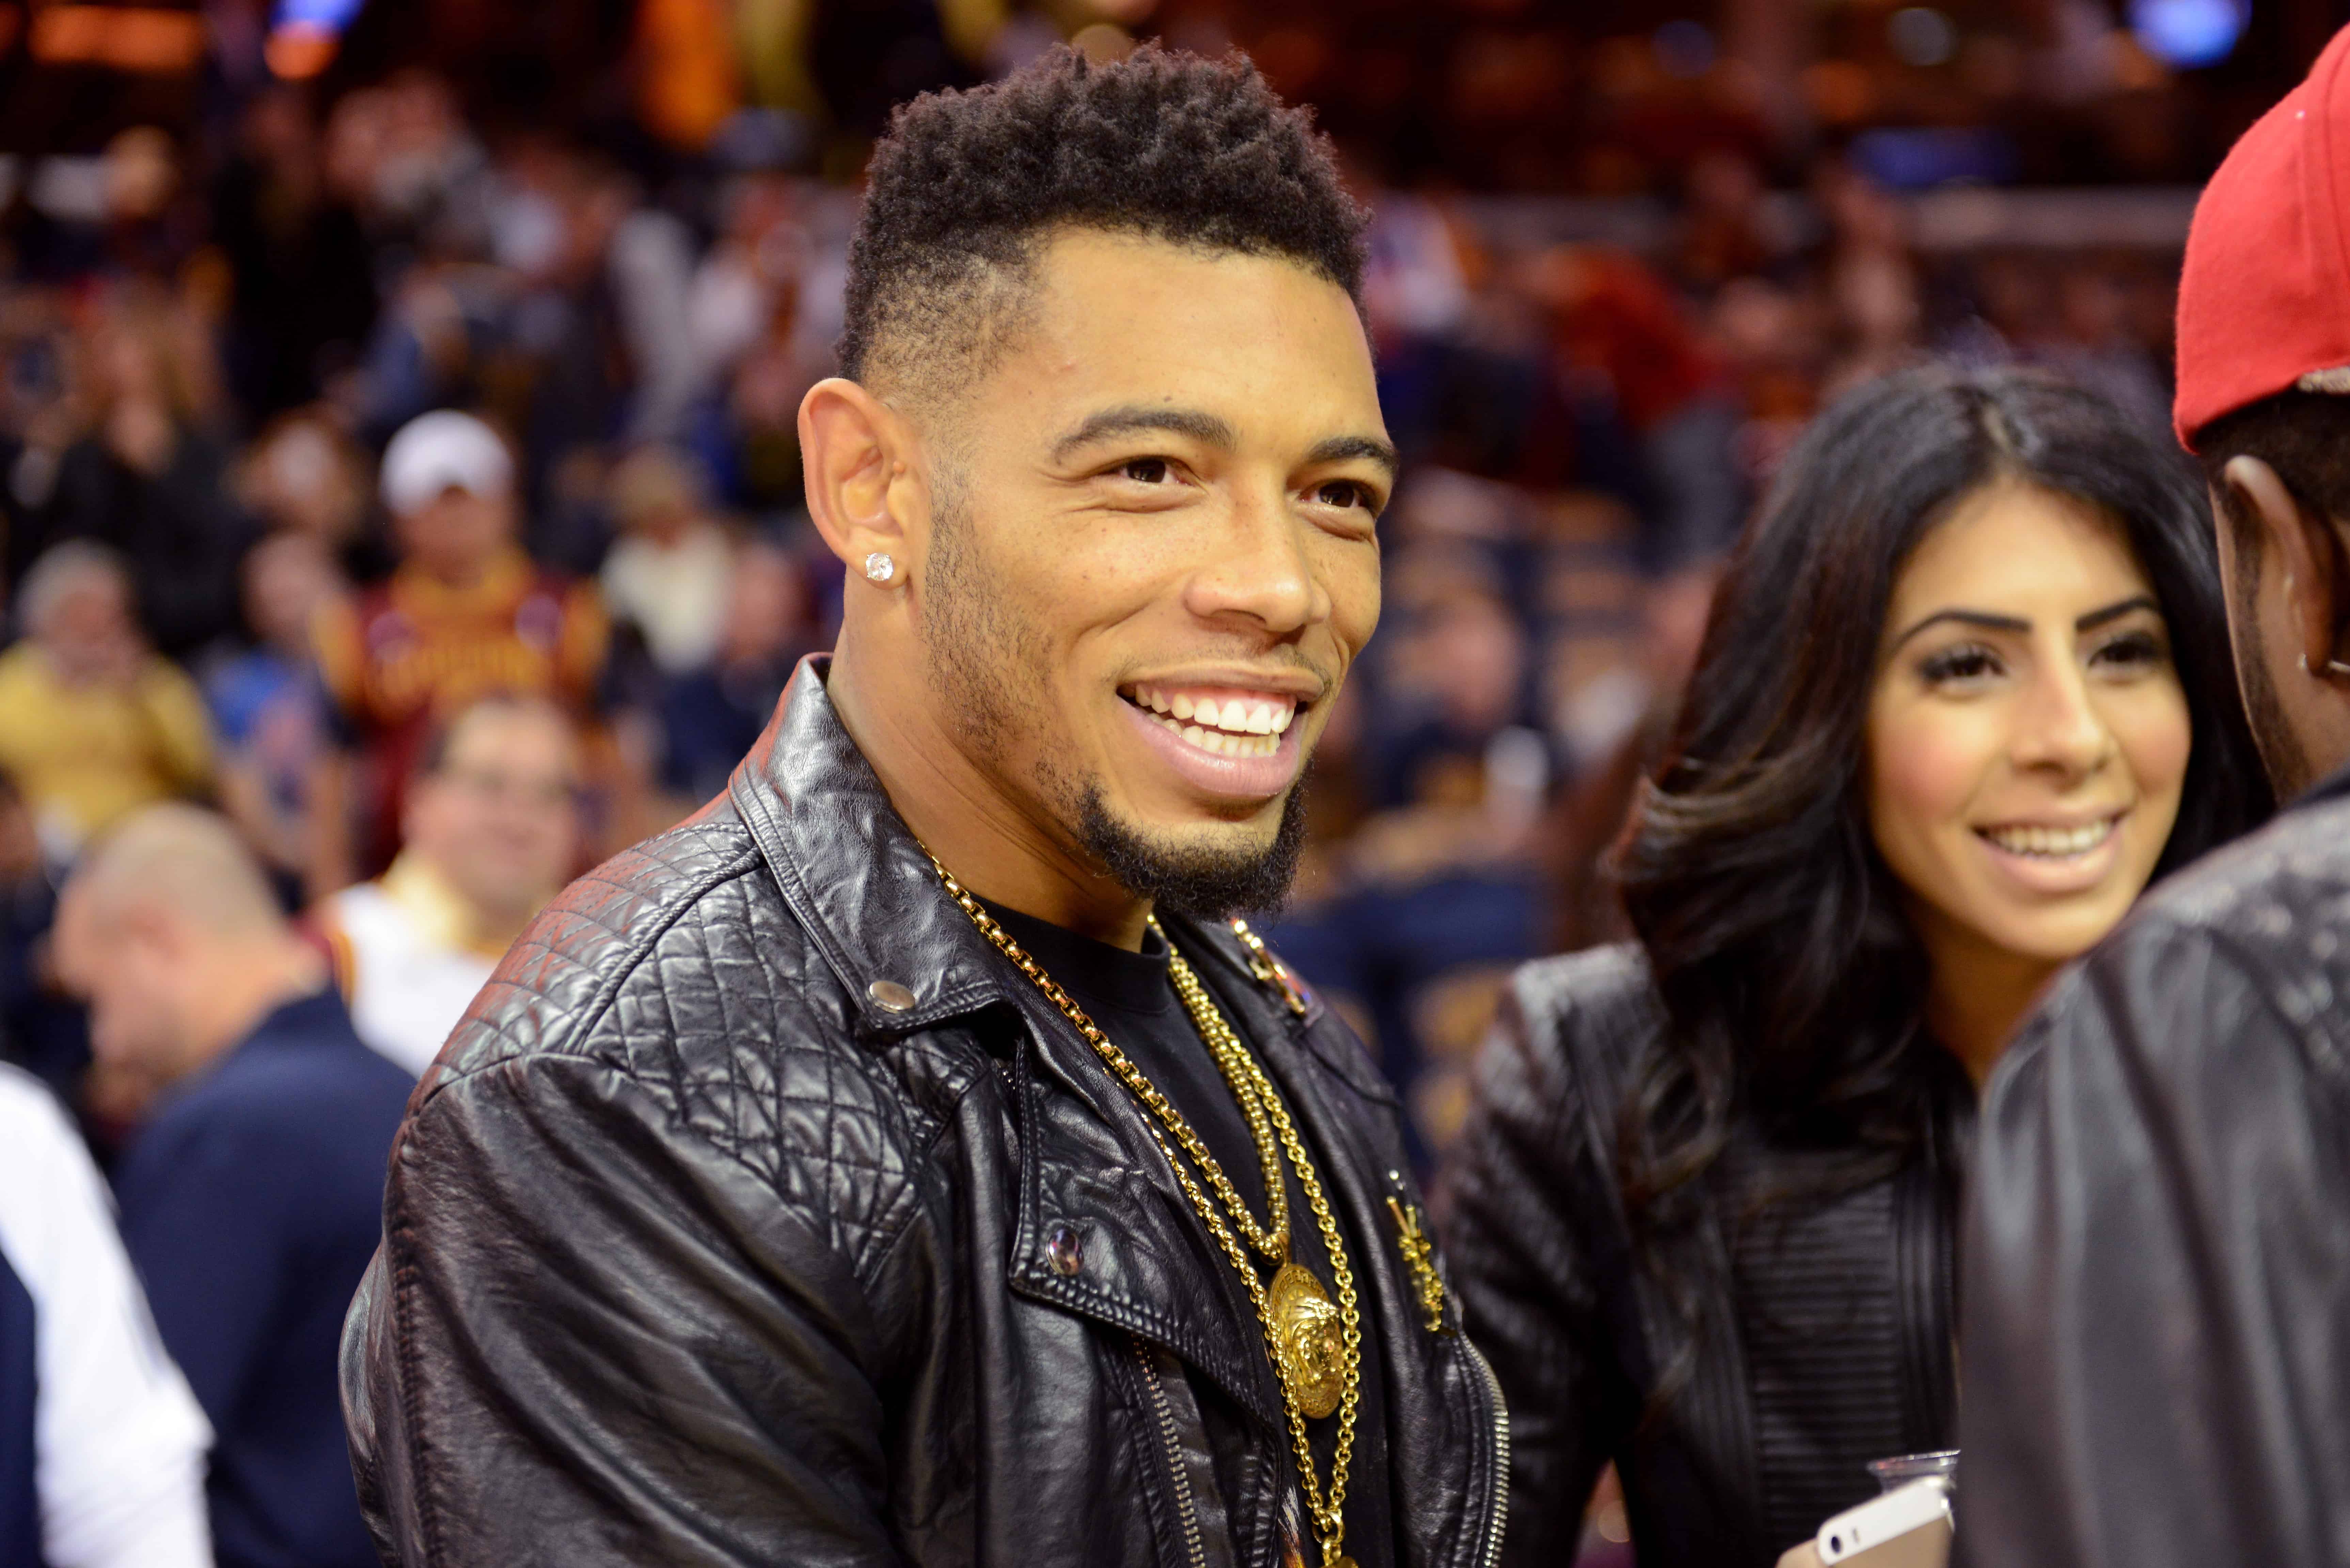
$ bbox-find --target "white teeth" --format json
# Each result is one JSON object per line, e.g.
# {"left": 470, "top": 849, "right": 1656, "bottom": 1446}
{"left": 1983, "top": 819, "right": 2116, "bottom": 859}
{"left": 1147, "top": 710, "right": 1280, "bottom": 758}
{"left": 1129, "top": 687, "right": 1299, "bottom": 747}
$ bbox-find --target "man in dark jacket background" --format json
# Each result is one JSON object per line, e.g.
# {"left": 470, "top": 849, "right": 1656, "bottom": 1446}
{"left": 1955, "top": 23, "right": 2350, "bottom": 1568}
{"left": 53, "top": 803, "right": 411, "bottom": 1568}
{"left": 341, "top": 44, "right": 1507, "bottom": 1568}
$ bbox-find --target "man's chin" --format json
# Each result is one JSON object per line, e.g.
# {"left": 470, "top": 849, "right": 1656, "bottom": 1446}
{"left": 1074, "top": 781, "right": 1310, "bottom": 920}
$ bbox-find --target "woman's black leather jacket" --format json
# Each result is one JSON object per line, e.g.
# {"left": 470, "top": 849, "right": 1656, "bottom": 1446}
{"left": 1439, "top": 946, "right": 1965, "bottom": 1567}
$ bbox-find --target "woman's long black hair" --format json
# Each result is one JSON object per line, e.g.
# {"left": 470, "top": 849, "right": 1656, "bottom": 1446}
{"left": 1615, "top": 365, "right": 2271, "bottom": 1253}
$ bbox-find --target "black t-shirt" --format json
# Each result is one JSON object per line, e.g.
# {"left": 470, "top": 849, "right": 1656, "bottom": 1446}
{"left": 982, "top": 902, "right": 1394, "bottom": 1568}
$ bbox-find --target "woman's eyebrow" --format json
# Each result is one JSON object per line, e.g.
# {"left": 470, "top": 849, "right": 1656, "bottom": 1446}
{"left": 1889, "top": 607, "right": 2030, "bottom": 652}
{"left": 1889, "top": 594, "right": 2161, "bottom": 654}
{"left": 2075, "top": 594, "right": 2159, "bottom": 632}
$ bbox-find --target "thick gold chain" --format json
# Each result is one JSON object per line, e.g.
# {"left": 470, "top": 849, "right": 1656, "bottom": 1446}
{"left": 926, "top": 856, "right": 1361, "bottom": 1566}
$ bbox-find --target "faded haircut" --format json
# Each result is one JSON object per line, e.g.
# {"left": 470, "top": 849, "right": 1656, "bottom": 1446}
{"left": 838, "top": 43, "right": 1368, "bottom": 409}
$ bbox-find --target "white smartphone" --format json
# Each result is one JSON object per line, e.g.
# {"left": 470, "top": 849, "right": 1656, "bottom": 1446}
{"left": 1815, "top": 1478, "right": 1953, "bottom": 1567}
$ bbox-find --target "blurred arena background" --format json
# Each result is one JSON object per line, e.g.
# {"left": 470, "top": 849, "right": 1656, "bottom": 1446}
{"left": 0, "top": 0, "right": 2327, "bottom": 1152}
{"left": 0, "top": 1, "right": 2329, "bottom": 1557}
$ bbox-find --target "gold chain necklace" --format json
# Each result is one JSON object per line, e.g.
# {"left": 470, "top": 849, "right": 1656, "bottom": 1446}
{"left": 927, "top": 856, "right": 1362, "bottom": 1568}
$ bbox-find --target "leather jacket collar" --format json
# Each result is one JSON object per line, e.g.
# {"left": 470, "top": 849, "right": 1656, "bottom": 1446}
{"left": 729, "top": 655, "right": 1024, "bottom": 1039}
{"left": 725, "top": 656, "right": 1306, "bottom": 1425}
{"left": 726, "top": 655, "right": 1333, "bottom": 1054}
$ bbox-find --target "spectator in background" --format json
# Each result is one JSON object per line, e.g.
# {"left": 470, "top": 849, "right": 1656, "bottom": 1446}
{"left": 232, "top": 409, "right": 384, "bottom": 581}
{"left": 1527, "top": 244, "right": 1744, "bottom": 569}
{"left": 39, "top": 287, "right": 249, "bottom": 659}
{"left": 656, "top": 536, "right": 816, "bottom": 806}
{"left": 314, "top": 693, "right": 583, "bottom": 1077}
{"left": 0, "top": 1063, "right": 212, "bottom": 1568}
{"left": 205, "top": 533, "right": 344, "bottom": 905}
{"left": 211, "top": 85, "right": 378, "bottom": 423}
{"left": 687, "top": 170, "right": 808, "bottom": 400}
{"left": 310, "top": 409, "right": 606, "bottom": 893}
{"left": 53, "top": 804, "right": 408, "bottom": 1568}
{"left": 1814, "top": 159, "right": 1928, "bottom": 402}
{"left": 0, "top": 775, "right": 85, "bottom": 1100}
{"left": 599, "top": 444, "right": 732, "bottom": 679}
{"left": 0, "top": 542, "right": 214, "bottom": 861}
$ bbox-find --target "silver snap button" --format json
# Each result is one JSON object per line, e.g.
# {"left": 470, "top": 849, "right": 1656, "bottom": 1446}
{"left": 1046, "top": 1222, "right": 1083, "bottom": 1276}
{"left": 867, "top": 980, "right": 916, "bottom": 1013}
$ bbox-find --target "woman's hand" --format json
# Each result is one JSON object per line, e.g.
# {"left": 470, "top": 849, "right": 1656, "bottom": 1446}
{"left": 1776, "top": 1545, "right": 1824, "bottom": 1568}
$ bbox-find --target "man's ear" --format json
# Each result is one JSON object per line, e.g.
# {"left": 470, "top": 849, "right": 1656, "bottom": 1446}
{"left": 119, "top": 899, "right": 184, "bottom": 961}
{"left": 2221, "top": 454, "right": 2350, "bottom": 674}
{"left": 798, "top": 377, "right": 928, "bottom": 590}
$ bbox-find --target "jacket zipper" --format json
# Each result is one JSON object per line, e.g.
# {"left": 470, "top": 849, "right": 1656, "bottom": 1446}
{"left": 1463, "top": 1336, "right": 1512, "bottom": 1568}
{"left": 1133, "top": 1336, "right": 1211, "bottom": 1568}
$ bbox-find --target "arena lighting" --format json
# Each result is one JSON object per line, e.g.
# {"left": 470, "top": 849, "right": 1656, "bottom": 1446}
{"left": 2128, "top": 0, "right": 2249, "bottom": 69}
{"left": 266, "top": 0, "right": 362, "bottom": 78}
{"left": 29, "top": 4, "right": 204, "bottom": 72}
{"left": 264, "top": 19, "right": 337, "bottom": 78}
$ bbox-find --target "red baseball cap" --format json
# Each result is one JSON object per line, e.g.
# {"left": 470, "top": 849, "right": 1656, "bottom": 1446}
{"left": 2175, "top": 24, "right": 2350, "bottom": 450}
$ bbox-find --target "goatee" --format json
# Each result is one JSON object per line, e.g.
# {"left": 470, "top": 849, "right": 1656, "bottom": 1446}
{"left": 1073, "top": 775, "right": 1311, "bottom": 920}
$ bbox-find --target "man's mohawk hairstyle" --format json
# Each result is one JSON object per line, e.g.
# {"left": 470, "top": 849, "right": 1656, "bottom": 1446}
{"left": 839, "top": 43, "right": 1368, "bottom": 390}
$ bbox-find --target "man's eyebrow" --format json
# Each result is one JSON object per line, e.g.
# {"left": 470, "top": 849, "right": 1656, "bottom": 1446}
{"left": 1051, "top": 406, "right": 1235, "bottom": 463}
{"left": 2075, "top": 594, "right": 2159, "bottom": 632}
{"left": 1306, "top": 433, "right": 1400, "bottom": 475}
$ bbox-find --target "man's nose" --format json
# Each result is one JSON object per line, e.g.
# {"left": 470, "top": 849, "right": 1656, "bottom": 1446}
{"left": 1180, "top": 485, "right": 1329, "bottom": 637}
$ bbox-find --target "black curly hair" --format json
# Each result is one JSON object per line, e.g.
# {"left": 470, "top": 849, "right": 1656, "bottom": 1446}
{"left": 839, "top": 44, "right": 1367, "bottom": 401}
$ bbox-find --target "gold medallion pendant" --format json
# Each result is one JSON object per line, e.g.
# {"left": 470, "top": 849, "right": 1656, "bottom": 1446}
{"left": 1268, "top": 1261, "right": 1346, "bottom": 1420}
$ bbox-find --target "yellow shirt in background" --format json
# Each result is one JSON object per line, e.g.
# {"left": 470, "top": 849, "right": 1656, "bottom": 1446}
{"left": 0, "top": 644, "right": 215, "bottom": 853}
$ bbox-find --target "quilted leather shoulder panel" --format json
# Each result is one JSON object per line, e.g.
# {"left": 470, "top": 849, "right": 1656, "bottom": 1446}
{"left": 427, "top": 809, "right": 982, "bottom": 1277}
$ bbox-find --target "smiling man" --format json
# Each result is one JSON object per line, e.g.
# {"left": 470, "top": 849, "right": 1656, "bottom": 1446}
{"left": 341, "top": 45, "right": 1506, "bottom": 1568}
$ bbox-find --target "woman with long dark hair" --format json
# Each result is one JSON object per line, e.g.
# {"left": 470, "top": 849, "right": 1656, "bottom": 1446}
{"left": 1438, "top": 365, "right": 2271, "bottom": 1567}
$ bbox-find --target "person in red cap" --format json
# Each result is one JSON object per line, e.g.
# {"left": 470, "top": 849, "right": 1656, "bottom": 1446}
{"left": 1954, "top": 26, "right": 2350, "bottom": 1568}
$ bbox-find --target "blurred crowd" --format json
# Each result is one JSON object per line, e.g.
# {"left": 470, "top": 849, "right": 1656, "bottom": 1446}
{"left": 0, "top": 49, "right": 2202, "bottom": 1172}
{"left": 0, "top": 5, "right": 2275, "bottom": 1563}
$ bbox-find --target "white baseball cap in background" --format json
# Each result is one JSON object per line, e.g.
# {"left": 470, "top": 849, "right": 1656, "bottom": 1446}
{"left": 379, "top": 410, "right": 514, "bottom": 517}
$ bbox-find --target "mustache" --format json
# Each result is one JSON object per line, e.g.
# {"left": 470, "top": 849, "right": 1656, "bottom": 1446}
{"left": 1117, "top": 652, "right": 1342, "bottom": 703}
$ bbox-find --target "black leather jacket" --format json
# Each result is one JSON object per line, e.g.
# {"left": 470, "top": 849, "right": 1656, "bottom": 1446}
{"left": 340, "top": 658, "right": 1507, "bottom": 1568}
{"left": 1440, "top": 947, "right": 1962, "bottom": 1567}
{"left": 1955, "top": 766, "right": 2350, "bottom": 1568}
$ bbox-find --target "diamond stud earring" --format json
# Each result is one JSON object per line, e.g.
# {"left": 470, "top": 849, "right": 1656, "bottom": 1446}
{"left": 864, "top": 552, "right": 896, "bottom": 584}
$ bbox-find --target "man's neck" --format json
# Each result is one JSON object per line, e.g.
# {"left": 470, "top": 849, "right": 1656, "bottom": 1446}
{"left": 825, "top": 644, "right": 1153, "bottom": 950}
{"left": 174, "top": 938, "right": 329, "bottom": 1082}
{"left": 383, "top": 852, "right": 538, "bottom": 957}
